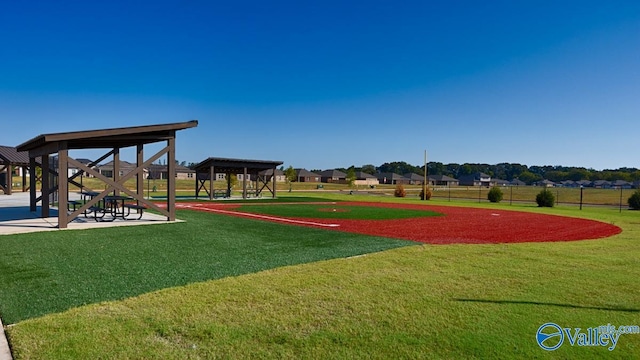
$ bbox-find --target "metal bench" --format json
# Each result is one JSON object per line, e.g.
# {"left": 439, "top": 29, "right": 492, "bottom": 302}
{"left": 122, "top": 204, "right": 147, "bottom": 220}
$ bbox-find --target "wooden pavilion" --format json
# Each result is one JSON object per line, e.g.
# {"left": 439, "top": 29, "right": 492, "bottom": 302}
{"left": 0, "top": 145, "right": 32, "bottom": 195}
{"left": 16, "top": 121, "right": 198, "bottom": 229}
{"left": 194, "top": 157, "right": 283, "bottom": 200}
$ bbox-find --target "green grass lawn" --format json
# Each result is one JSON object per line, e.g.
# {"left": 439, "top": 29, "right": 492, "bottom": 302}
{"left": 3, "top": 194, "right": 640, "bottom": 359}
{"left": 236, "top": 203, "right": 441, "bottom": 220}
{"left": 0, "top": 209, "right": 413, "bottom": 325}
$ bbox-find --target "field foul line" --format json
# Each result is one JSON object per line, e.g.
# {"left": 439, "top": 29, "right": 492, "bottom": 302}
{"left": 178, "top": 205, "right": 341, "bottom": 228}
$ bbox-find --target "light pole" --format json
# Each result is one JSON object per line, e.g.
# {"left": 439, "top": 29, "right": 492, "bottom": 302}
{"left": 579, "top": 186, "right": 584, "bottom": 210}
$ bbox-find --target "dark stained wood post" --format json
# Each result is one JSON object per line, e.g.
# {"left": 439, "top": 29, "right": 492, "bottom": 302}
{"left": 113, "top": 147, "right": 120, "bottom": 196}
{"left": 209, "top": 165, "right": 215, "bottom": 200}
{"left": 41, "top": 155, "right": 49, "bottom": 218}
{"left": 22, "top": 165, "right": 27, "bottom": 192}
{"left": 272, "top": 165, "right": 277, "bottom": 198}
{"left": 29, "top": 157, "right": 37, "bottom": 211}
{"left": 167, "top": 136, "right": 176, "bottom": 221}
{"left": 5, "top": 164, "right": 11, "bottom": 195}
{"left": 243, "top": 167, "right": 248, "bottom": 199}
{"left": 137, "top": 144, "right": 144, "bottom": 204}
{"left": 58, "top": 147, "right": 69, "bottom": 228}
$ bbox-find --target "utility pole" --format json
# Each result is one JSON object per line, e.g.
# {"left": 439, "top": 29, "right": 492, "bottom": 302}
{"left": 423, "top": 150, "right": 427, "bottom": 201}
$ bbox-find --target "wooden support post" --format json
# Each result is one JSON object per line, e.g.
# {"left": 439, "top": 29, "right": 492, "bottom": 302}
{"left": 167, "top": 137, "right": 176, "bottom": 221}
{"left": 137, "top": 144, "right": 144, "bottom": 205}
{"left": 58, "top": 148, "right": 69, "bottom": 229}
{"left": 243, "top": 167, "right": 247, "bottom": 199}
{"left": 29, "top": 158, "right": 37, "bottom": 212}
{"left": 272, "top": 166, "right": 277, "bottom": 198}
{"left": 113, "top": 147, "right": 120, "bottom": 196}
{"left": 22, "top": 165, "right": 27, "bottom": 192}
{"left": 209, "top": 166, "right": 215, "bottom": 200}
{"left": 41, "top": 155, "right": 50, "bottom": 218}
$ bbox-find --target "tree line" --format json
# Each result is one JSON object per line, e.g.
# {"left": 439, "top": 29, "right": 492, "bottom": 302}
{"left": 331, "top": 162, "right": 640, "bottom": 185}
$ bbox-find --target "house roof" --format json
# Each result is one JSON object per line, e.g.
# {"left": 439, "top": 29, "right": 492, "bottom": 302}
{"left": 403, "top": 173, "right": 425, "bottom": 181}
{"left": 295, "top": 168, "right": 320, "bottom": 177}
{"left": 355, "top": 171, "right": 377, "bottom": 179}
{"left": 428, "top": 174, "right": 458, "bottom": 182}
{"left": 510, "top": 179, "right": 526, "bottom": 185}
{"left": 611, "top": 180, "right": 630, "bottom": 186}
{"left": 319, "top": 169, "right": 347, "bottom": 178}
{"left": 0, "top": 145, "right": 31, "bottom": 165}
{"left": 492, "top": 178, "right": 511, "bottom": 185}
{"left": 377, "top": 172, "right": 407, "bottom": 180}
{"left": 259, "top": 168, "right": 284, "bottom": 176}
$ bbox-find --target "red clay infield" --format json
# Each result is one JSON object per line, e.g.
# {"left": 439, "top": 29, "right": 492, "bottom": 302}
{"left": 176, "top": 202, "right": 621, "bottom": 245}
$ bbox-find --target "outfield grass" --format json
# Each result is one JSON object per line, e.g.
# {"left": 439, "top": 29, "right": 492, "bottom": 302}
{"left": 236, "top": 203, "right": 441, "bottom": 220}
{"left": 4, "top": 194, "right": 640, "bottom": 359}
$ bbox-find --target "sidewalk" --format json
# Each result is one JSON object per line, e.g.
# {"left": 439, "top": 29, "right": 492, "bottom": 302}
{"left": 0, "top": 192, "right": 178, "bottom": 236}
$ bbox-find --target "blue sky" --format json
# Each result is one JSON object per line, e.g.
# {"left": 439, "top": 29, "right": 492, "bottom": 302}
{"left": 1, "top": 1, "right": 639, "bottom": 170}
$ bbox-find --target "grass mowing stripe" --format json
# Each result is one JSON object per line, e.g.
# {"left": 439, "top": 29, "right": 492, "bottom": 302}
{"left": 7, "top": 238, "right": 640, "bottom": 359}
{"left": 237, "top": 203, "right": 441, "bottom": 220}
{"left": 0, "top": 209, "right": 414, "bottom": 324}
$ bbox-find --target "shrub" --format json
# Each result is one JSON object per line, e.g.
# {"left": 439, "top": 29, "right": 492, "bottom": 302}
{"left": 628, "top": 190, "right": 640, "bottom": 210}
{"left": 536, "top": 188, "right": 555, "bottom": 207}
{"left": 487, "top": 186, "right": 503, "bottom": 203}
{"left": 419, "top": 187, "right": 432, "bottom": 200}
{"left": 394, "top": 184, "right": 406, "bottom": 198}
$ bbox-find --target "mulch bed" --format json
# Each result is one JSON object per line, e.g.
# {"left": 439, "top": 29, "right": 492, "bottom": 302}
{"left": 176, "top": 201, "right": 621, "bottom": 245}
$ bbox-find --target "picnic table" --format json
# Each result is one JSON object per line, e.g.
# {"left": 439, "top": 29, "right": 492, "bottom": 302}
{"left": 78, "top": 192, "right": 147, "bottom": 221}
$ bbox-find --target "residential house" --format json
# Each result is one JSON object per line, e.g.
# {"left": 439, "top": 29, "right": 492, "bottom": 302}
{"left": 510, "top": 179, "right": 526, "bottom": 186}
{"left": 428, "top": 174, "right": 459, "bottom": 187}
{"left": 612, "top": 180, "right": 632, "bottom": 189}
{"left": 295, "top": 169, "right": 321, "bottom": 182}
{"left": 535, "top": 179, "right": 556, "bottom": 187}
{"left": 576, "top": 180, "right": 593, "bottom": 188}
{"left": 258, "top": 168, "right": 287, "bottom": 183}
{"left": 592, "top": 180, "right": 612, "bottom": 189}
{"left": 403, "top": 173, "right": 425, "bottom": 185}
{"left": 377, "top": 172, "right": 410, "bottom": 185}
{"left": 458, "top": 172, "right": 492, "bottom": 187}
{"left": 354, "top": 172, "right": 379, "bottom": 186}
{"left": 319, "top": 169, "right": 348, "bottom": 183}
{"left": 492, "top": 178, "right": 511, "bottom": 186}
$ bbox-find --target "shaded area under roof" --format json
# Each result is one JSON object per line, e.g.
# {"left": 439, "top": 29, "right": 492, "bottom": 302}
{"left": 16, "top": 120, "right": 198, "bottom": 229}
{"left": 194, "top": 157, "right": 283, "bottom": 200}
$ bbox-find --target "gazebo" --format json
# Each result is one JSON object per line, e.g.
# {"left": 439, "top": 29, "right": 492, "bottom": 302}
{"left": 0, "top": 145, "right": 32, "bottom": 195}
{"left": 16, "top": 121, "right": 198, "bottom": 229}
{"left": 194, "top": 157, "right": 283, "bottom": 200}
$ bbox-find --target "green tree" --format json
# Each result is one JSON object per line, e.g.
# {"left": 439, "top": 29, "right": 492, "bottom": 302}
{"left": 361, "top": 164, "right": 377, "bottom": 175}
{"left": 284, "top": 166, "right": 297, "bottom": 183}
{"left": 346, "top": 167, "right": 356, "bottom": 187}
